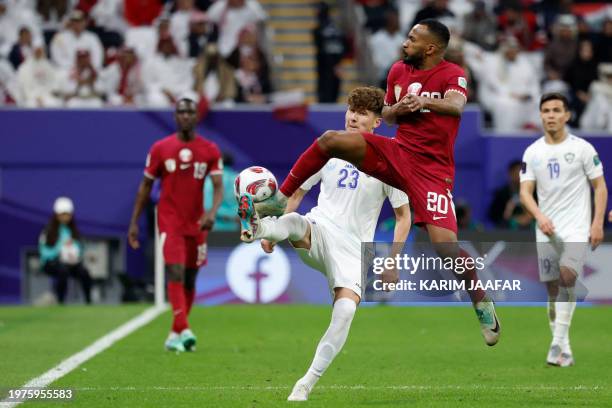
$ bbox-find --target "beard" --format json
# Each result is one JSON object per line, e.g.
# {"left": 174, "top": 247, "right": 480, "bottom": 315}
{"left": 403, "top": 52, "right": 424, "bottom": 69}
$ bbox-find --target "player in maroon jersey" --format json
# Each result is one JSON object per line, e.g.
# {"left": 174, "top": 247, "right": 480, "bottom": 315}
{"left": 249, "top": 19, "right": 500, "bottom": 346}
{"left": 128, "top": 98, "right": 223, "bottom": 352}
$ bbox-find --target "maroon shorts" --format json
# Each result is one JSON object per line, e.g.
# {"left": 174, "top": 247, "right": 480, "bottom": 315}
{"left": 161, "top": 230, "right": 208, "bottom": 268}
{"left": 360, "top": 132, "right": 457, "bottom": 234}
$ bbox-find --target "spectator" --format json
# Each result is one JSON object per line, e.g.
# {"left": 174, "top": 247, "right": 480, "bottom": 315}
{"left": 565, "top": 38, "right": 600, "bottom": 126}
{"left": 100, "top": 46, "right": 145, "bottom": 106}
{"left": 411, "top": 0, "right": 455, "bottom": 29}
{"left": 227, "top": 26, "right": 268, "bottom": 81}
{"left": 204, "top": 152, "right": 239, "bottom": 231}
{"left": 369, "top": 9, "right": 404, "bottom": 88}
{"left": 593, "top": 18, "right": 612, "bottom": 63}
{"left": 16, "top": 45, "right": 62, "bottom": 107}
{"left": 39, "top": 197, "right": 92, "bottom": 304}
{"left": 497, "top": 3, "right": 544, "bottom": 51}
{"left": 8, "top": 27, "right": 33, "bottom": 69}
{"left": 193, "top": 43, "right": 236, "bottom": 104}
{"left": 580, "top": 62, "right": 612, "bottom": 132}
{"left": 461, "top": 0, "right": 497, "bottom": 51}
{"left": 58, "top": 49, "right": 104, "bottom": 107}
{"left": 445, "top": 37, "right": 476, "bottom": 103}
{"left": 0, "top": 58, "right": 17, "bottom": 105}
{"left": 89, "top": 0, "right": 127, "bottom": 49}
{"left": 171, "top": 0, "right": 198, "bottom": 56}
{"left": 488, "top": 160, "right": 533, "bottom": 229}
{"left": 207, "top": 0, "right": 266, "bottom": 58}
{"left": 358, "top": 0, "right": 393, "bottom": 33}
{"left": 234, "top": 53, "right": 269, "bottom": 103}
{"left": 0, "top": 0, "right": 42, "bottom": 57}
{"left": 456, "top": 200, "right": 482, "bottom": 231}
{"left": 37, "top": 0, "right": 69, "bottom": 38}
{"left": 473, "top": 37, "right": 540, "bottom": 131}
{"left": 50, "top": 10, "right": 104, "bottom": 69}
{"left": 313, "top": 1, "right": 345, "bottom": 103}
{"left": 143, "top": 36, "right": 195, "bottom": 107}
{"left": 544, "top": 14, "right": 579, "bottom": 80}
{"left": 187, "top": 11, "right": 217, "bottom": 58}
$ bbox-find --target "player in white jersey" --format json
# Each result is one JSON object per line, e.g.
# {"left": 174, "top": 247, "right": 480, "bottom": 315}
{"left": 238, "top": 87, "right": 411, "bottom": 401}
{"left": 519, "top": 93, "right": 607, "bottom": 367}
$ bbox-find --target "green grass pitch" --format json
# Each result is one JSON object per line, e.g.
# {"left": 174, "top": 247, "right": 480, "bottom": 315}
{"left": 1, "top": 305, "right": 611, "bottom": 407}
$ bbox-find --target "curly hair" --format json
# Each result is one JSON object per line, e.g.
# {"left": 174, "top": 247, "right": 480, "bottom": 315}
{"left": 347, "top": 87, "right": 385, "bottom": 116}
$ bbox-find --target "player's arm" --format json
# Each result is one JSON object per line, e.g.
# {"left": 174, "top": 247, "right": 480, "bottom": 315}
{"left": 200, "top": 174, "right": 224, "bottom": 230}
{"left": 589, "top": 176, "right": 607, "bottom": 250}
{"left": 409, "top": 91, "right": 466, "bottom": 117}
{"left": 519, "top": 180, "right": 554, "bottom": 236}
{"left": 284, "top": 188, "right": 308, "bottom": 214}
{"left": 128, "top": 176, "right": 154, "bottom": 249}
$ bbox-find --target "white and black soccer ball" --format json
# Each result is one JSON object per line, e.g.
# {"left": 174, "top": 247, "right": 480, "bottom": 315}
{"left": 234, "top": 166, "right": 278, "bottom": 203}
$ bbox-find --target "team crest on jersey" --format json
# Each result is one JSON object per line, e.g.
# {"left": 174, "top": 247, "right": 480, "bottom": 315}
{"left": 458, "top": 77, "right": 467, "bottom": 89}
{"left": 407, "top": 82, "right": 422, "bottom": 96}
{"left": 594, "top": 155, "right": 601, "bottom": 166}
{"left": 165, "top": 159, "right": 176, "bottom": 172}
{"left": 564, "top": 152, "right": 575, "bottom": 164}
{"left": 394, "top": 84, "right": 402, "bottom": 101}
{"left": 179, "top": 148, "right": 193, "bottom": 163}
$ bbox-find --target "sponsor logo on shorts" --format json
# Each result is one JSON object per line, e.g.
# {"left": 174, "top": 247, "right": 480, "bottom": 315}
{"left": 433, "top": 215, "right": 447, "bottom": 221}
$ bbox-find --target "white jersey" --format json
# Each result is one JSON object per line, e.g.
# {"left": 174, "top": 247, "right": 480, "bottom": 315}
{"left": 300, "top": 158, "right": 409, "bottom": 243}
{"left": 520, "top": 134, "right": 603, "bottom": 242}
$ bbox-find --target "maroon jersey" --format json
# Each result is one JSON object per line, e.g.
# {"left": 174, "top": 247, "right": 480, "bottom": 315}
{"left": 384, "top": 59, "right": 468, "bottom": 180}
{"left": 144, "top": 133, "right": 222, "bottom": 236}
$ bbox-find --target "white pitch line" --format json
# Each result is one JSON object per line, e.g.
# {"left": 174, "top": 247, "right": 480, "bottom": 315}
{"left": 74, "top": 384, "right": 604, "bottom": 392}
{"left": 1, "top": 305, "right": 167, "bottom": 408}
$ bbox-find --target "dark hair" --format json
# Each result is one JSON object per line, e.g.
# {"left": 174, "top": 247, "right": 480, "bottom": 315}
{"left": 539, "top": 93, "right": 569, "bottom": 111}
{"left": 222, "top": 152, "right": 234, "bottom": 167}
{"left": 348, "top": 87, "right": 385, "bottom": 116}
{"left": 508, "top": 159, "right": 522, "bottom": 171}
{"left": 44, "top": 214, "right": 82, "bottom": 247}
{"left": 175, "top": 98, "right": 197, "bottom": 110}
{"left": 417, "top": 19, "right": 450, "bottom": 49}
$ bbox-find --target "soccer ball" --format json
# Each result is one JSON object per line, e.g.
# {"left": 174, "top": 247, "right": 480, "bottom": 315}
{"left": 235, "top": 166, "right": 278, "bottom": 202}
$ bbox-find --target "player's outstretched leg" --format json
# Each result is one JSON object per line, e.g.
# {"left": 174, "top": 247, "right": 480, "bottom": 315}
{"left": 288, "top": 293, "right": 358, "bottom": 402}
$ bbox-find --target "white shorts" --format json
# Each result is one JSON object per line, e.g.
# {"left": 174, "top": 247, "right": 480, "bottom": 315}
{"left": 293, "top": 215, "right": 362, "bottom": 298}
{"left": 536, "top": 238, "right": 588, "bottom": 282}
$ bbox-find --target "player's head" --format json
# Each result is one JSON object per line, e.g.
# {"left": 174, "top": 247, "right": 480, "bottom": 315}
{"left": 403, "top": 19, "right": 450, "bottom": 66}
{"left": 345, "top": 87, "right": 384, "bottom": 133}
{"left": 175, "top": 98, "right": 197, "bottom": 132}
{"left": 539, "top": 93, "right": 570, "bottom": 134}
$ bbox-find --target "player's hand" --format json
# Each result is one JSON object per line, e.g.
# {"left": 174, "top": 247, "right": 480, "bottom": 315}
{"left": 128, "top": 223, "right": 140, "bottom": 250}
{"left": 261, "top": 239, "right": 276, "bottom": 253}
{"left": 404, "top": 94, "right": 427, "bottom": 112}
{"left": 536, "top": 215, "right": 555, "bottom": 236}
{"left": 589, "top": 224, "right": 604, "bottom": 250}
{"left": 392, "top": 95, "right": 415, "bottom": 116}
{"left": 381, "top": 267, "right": 399, "bottom": 291}
{"left": 608, "top": 210, "right": 612, "bottom": 223}
{"left": 199, "top": 213, "right": 215, "bottom": 230}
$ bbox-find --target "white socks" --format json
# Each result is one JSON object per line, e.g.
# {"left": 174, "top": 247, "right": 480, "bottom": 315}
{"left": 552, "top": 286, "right": 576, "bottom": 354}
{"left": 301, "top": 298, "right": 357, "bottom": 388}
{"left": 255, "top": 213, "right": 308, "bottom": 242}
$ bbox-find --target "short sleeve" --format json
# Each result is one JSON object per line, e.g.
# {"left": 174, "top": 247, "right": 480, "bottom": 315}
{"left": 444, "top": 67, "right": 468, "bottom": 101}
{"left": 207, "top": 144, "right": 223, "bottom": 176}
{"left": 520, "top": 147, "right": 536, "bottom": 182}
{"left": 144, "top": 143, "right": 162, "bottom": 179}
{"left": 300, "top": 171, "right": 322, "bottom": 191}
{"left": 384, "top": 63, "right": 400, "bottom": 106}
{"left": 383, "top": 183, "right": 409, "bottom": 208}
{"left": 582, "top": 141, "right": 604, "bottom": 180}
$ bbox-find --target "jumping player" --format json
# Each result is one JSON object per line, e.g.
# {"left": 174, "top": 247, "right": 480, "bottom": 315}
{"left": 520, "top": 93, "right": 607, "bottom": 366}
{"left": 128, "top": 98, "right": 224, "bottom": 352}
{"left": 239, "top": 87, "right": 411, "bottom": 401}
{"left": 251, "top": 19, "right": 501, "bottom": 346}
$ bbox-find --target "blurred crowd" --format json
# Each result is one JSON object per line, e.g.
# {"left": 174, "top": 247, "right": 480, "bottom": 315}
{"left": 0, "top": 0, "right": 610, "bottom": 132}
{"left": 0, "top": 0, "right": 271, "bottom": 108}
{"left": 361, "top": 0, "right": 612, "bottom": 132}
